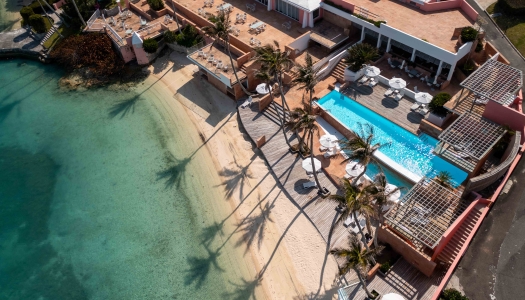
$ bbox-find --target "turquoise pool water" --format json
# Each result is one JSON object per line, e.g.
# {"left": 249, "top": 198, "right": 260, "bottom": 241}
{"left": 317, "top": 90, "right": 467, "bottom": 185}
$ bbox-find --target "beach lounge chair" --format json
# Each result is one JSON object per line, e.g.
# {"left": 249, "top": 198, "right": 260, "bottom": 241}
{"left": 324, "top": 149, "right": 337, "bottom": 158}
{"left": 384, "top": 89, "right": 394, "bottom": 97}
{"left": 419, "top": 105, "right": 429, "bottom": 115}
{"left": 343, "top": 214, "right": 356, "bottom": 227}
{"left": 358, "top": 76, "right": 369, "bottom": 84}
{"left": 240, "top": 96, "right": 253, "bottom": 109}
{"left": 303, "top": 181, "right": 317, "bottom": 189}
{"left": 351, "top": 218, "right": 366, "bottom": 234}
{"left": 410, "top": 216, "right": 429, "bottom": 226}
{"left": 410, "top": 103, "right": 420, "bottom": 111}
{"left": 319, "top": 146, "right": 328, "bottom": 152}
{"left": 394, "top": 93, "right": 403, "bottom": 101}
{"left": 368, "top": 79, "right": 378, "bottom": 87}
{"left": 340, "top": 151, "right": 349, "bottom": 160}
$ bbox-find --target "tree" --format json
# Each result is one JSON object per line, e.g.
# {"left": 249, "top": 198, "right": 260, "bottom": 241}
{"left": 20, "top": 6, "right": 35, "bottom": 25}
{"left": 292, "top": 52, "right": 321, "bottom": 114}
{"left": 147, "top": 0, "right": 165, "bottom": 11}
{"left": 330, "top": 235, "right": 381, "bottom": 298}
{"left": 285, "top": 101, "right": 313, "bottom": 153}
{"left": 143, "top": 38, "right": 158, "bottom": 53}
{"left": 252, "top": 41, "right": 294, "bottom": 114}
{"left": 340, "top": 123, "right": 390, "bottom": 186}
{"left": 307, "top": 119, "right": 325, "bottom": 193}
{"left": 203, "top": 11, "right": 251, "bottom": 96}
{"left": 29, "top": 14, "right": 47, "bottom": 33}
{"left": 345, "top": 43, "right": 379, "bottom": 72}
{"left": 323, "top": 178, "right": 375, "bottom": 249}
{"left": 365, "top": 172, "right": 404, "bottom": 247}
{"left": 435, "top": 171, "right": 453, "bottom": 189}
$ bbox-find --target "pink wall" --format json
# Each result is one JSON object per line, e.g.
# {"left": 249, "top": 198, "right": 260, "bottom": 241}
{"left": 53, "top": 0, "right": 66, "bottom": 10}
{"left": 132, "top": 44, "right": 150, "bottom": 65}
{"left": 419, "top": 0, "right": 478, "bottom": 21}
{"left": 120, "top": 41, "right": 136, "bottom": 63}
{"left": 459, "top": 0, "right": 479, "bottom": 22}
{"left": 483, "top": 100, "right": 525, "bottom": 143}
{"left": 298, "top": 8, "right": 305, "bottom": 25}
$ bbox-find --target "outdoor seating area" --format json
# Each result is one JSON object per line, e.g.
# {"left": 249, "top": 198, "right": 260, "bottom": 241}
{"left": 189, "top": 43, "right": 241, "bottom": 81}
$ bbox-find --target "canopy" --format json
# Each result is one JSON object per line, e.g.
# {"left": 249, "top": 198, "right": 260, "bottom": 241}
{"left": 302, "top": 158, "right": 321, "bottom": 173}
{"left": 415, "top": 92, "right": 433, "bottom": 104}
{"left": 389, "top": 78, "right": 407, "bottom": 89}
{"left": 385, "top": 183, "right": 401, "bottom": 202}
{"left": 382, "top": 293, "right": 406, "bottom": 300}
{"left": 345, "top": 161, "right": 365, "bottom": 177}
{"left": 319, "top": 134, "right": 338, "bottom": 148}
{"left": 365, "top": 66, "right": 381, "bottom": 77}
{"left": 256, "top": 83, "right": 272, "bottom": 95}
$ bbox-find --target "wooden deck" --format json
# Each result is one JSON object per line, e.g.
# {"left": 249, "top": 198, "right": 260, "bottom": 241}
{"left": 444, "top": 91, "right": 486, "bottom": 116}
{"left": 341, "top": 82, "right": 424, "bottom": 134}
{"left": 238, "top": 102, "right": 441, "bottom": 299}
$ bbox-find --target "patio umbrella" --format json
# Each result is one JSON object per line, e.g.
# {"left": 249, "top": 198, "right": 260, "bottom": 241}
{"left": 385, "top": 183, "right": 401, "bottom": 202}
{"left": 382, "top": 293, "right": 406, "bottom": 300}
{"left": 345, "top": 161, "right": 365, "bottom": 177}
{"left": 319, "top": 134, "right": 338, "bottom": 148}
{"left": 364, "top": 66, "right": 381, "bottom": 77}
{"left": 302, "top": 158, "right": 321, "bottom": 173}
{"left": 389, "top": 78, "right": 407, "bottom": 90}
{"left": 414, "top": 92, "right": 433, "bottom": 104}
{"left": 256, "top": 83, "right": 272, "bottom": 95}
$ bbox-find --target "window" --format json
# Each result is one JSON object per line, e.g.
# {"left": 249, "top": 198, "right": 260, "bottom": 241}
{"left": 312, "top": 8, "right": 319, "bottom": 19}
{"left": 276, "top": 0, "right": 299, "bottom": 20}
{"left": 389, "top": 39, "right": 413, "bottom": 59}
{"left": 256, "top": 0, "right": 268, "bottom": 6}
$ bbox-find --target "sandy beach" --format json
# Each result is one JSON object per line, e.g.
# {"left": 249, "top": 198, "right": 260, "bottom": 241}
{"left": 145, "top": 51, "right": 340, "bottom": 299}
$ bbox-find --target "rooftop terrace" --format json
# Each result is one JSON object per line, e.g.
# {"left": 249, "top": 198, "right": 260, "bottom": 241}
{"left": 325, "top": 0, "right": 474, "bottom": 52}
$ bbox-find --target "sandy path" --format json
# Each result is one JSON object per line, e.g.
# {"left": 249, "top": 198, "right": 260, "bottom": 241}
{"left": 144, "top": 51, "right": 340, "bottom": 299}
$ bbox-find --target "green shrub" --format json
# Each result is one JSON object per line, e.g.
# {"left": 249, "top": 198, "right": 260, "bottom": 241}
{"left": 461, "top": 60, "right": 476, "bottom": 76}
{"left": 497, "top": 0, "right": 525, "bottom": 15}
{"left": 29, "top": 14, "right": 47, "bottom": 33}
{"left": 461, "top": 27, "right": 478, "bottom": 43}
{"left": 475, "top": 40, "right": 483, "bottom": 52}
{"left": 440, "top": 288, "right": 469, "bottom": 300}
{"left": 379, "top": 262, "right": 391, "bottom": 273}
{"left": 345, "top": 43, "right": 379, "bottom": 72}
{"left": 176, "top": 24, "right": 203, "bottom": 47}
{"left": 429, "top": 92, "right": 451, "bottom": 117}
{"left": 164, "top": 29, "right": 177, "bottom": 43}
{"left": 20, "top": 6, "right": 35, "bottom": 24}
{"left": 147, "top": 0, "right": 164, "bottom": 11}
{"left": 143, "top": 38, "right": 158, "bottom": 53}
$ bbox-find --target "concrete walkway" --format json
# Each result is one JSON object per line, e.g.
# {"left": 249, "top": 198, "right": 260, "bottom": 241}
{"left": 0, "top": 27, "right": 43, "bottom": 54}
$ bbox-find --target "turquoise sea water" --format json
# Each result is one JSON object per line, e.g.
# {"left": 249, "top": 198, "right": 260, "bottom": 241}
{"left": 0, "top": 60, "right": 259, "bottom": 299}
{"left": 318, "top": 90, "right": 468, "bottom": 185}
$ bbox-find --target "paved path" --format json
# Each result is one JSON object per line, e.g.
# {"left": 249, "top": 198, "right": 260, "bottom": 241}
{"left": 0, "top": 27, "right": 43, "bottom": 54}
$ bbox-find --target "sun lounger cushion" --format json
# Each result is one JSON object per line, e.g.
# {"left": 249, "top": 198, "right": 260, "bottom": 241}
{"left": 302, "top": 181, "right": 317, "bottom": 189}
{"left": 410, "top": 103, "right": 420, "bottom": 111}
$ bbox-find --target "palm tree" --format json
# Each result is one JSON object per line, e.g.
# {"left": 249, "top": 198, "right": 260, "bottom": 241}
{"left": 306, "top": 114, "right": 324, "bottom": 191}
{"left": 323, "top": 178, "right": 374, "bottom": 249}
{"left": 202, "top": 12, "right": 251, "bottom": 96}
{"left": 365, "top": 172, "right": 404, "bottom": 248}
{"left": 292, "top": 52, "right": 321, "bottom": 114}
{"left": 435, "top": 171, "right": 453, "bottom": 189}
{"left": 345, "top": 43, "right": 379, "bottom": 72}
{"left": 285, "top": 102, "right": 313, "bottom": 153}
{"left": 330, "top": 235, "right": 381, "bottom": 299}
{"left": 340, "top": 123, "right": 390, "bottom": 186}
{"left": 252, "top": 41, "right": 294, "bottom": 115}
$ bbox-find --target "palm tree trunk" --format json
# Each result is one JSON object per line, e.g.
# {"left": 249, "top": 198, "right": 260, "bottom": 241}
{"left": 299, "top": 128, "right": 308, "bottom": 153}
{"left": 309, "top": 128, "right": 322, "bottom": 190}
{"left": 352, "top": 166, "right": 368, "bottom": 187}
{"left": 308, "top": 89, "right": 313, "bottom": 114}
{"left": 373, "top": 214, "right": 383, "bottom": 248}
{"left": 354, "top": 211, "right": 371, "bottom": 251}
{"left": 169, "top": 0, "right": 181, "bottom": 33}
{"left": 39, "top": 0, "right": 70, "bottom": 27}
{"left": 226, "top": 40, "right": 251, "bottom": 96}
{"left": 355, "top": 267, "right": 374, "bottom": 298}
{"left": 276, "top": 72, "right": 291, "bottom": 116}
{"left": 70, "top": 0, "right": 86, "bottom": 27}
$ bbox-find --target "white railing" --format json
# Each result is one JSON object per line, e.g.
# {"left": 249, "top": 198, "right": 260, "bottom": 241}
{"left": 136, "top": 21, "right": 162, "bottom": 36}
{"left": 317, "top": 47, "right": 351, "bottom": 78}
{"left": 87, "top": 9, "right": 101, "bottom": 28}
{"left": 107, "top": 25, "right": 124, "bottom": 44}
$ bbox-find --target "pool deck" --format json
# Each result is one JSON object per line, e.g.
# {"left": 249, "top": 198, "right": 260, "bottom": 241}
{"left": 339, "top": 82, "right": 424, "bottom": 134}
{"left": 237, "top": 101, "right": 441, "bottom": 299}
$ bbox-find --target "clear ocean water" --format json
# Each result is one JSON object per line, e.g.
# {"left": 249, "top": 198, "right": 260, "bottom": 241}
{"left": 317, "top": 90, "right": 468, "bottom": 185}
{"left": 0, "top": 60, "right": 259, "bottom": 299}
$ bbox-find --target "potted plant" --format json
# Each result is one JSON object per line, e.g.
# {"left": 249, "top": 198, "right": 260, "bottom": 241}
{"left": 344, "top": 43, "right": 379, "bottom": 82}
{"left": 460, "top": 26, "right": 478, "bottom": 44}
{"left": 427, "top": 92, "right": 452, "bottom": 127}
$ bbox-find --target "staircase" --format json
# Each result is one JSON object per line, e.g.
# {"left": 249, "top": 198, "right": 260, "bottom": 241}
{"left": 261, "top": 101, "right": 287, "bottom": 127}
{"left": 436, "top": 204, "right": 485, "bottom": 265}
{"left": 40, "top": 26, "right": 58, "bottom": 46}
{"left": 329, "top": 60, "right": 346, "bottom": 83}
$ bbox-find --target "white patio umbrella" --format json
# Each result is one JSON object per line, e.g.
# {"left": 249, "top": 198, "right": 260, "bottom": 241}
{"left": 389, "top": 78, "right": 407, "bottom": 90}
{"left": 415, "top": 92, "right": 433, "bottom": 104}
{"left": 345, "top": 161, "right": 365, "bottom": 177}
{"left": 256, "top": 83, "right": 272, "bottom": 95}
{"left": 385, "top": 183, "right": 401, "bottom": 202}
{"left": 364, "top": 66, "right": 381, "bottom": 77}
{"left": 382, "top": 293, "right": 406, "bottom": 300}
{"left": 319, "top": 134, "right": 338, "bottom": 148}
{"left": 302, "top": 158, "right": 321, "bottom": 173}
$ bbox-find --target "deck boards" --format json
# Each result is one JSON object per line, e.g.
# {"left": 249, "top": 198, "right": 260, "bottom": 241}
{"left": 238, "top": 102, "right": 440, "bottom": 299}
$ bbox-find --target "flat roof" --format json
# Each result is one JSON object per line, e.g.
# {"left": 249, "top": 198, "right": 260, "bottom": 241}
{"left": 327, "top": 0, "right": 474, "bottom": 52}
{"left": 285, "top": 0, "right": 320, "bottom": 12}
{"left": 188, "top": 43, "right": 243, "bottom": 83}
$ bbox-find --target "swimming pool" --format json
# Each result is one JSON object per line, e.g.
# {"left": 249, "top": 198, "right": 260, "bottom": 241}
{"left": 317, "top": 90, "right": 467, "bottom": 185}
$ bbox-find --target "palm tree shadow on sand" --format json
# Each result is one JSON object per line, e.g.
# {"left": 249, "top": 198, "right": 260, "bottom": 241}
{"left": 216, "top": 154, "right": 256, "bottom": 200}
{"left": 184, "top": 244, "right": 224, "bottom": 289}
{"left": 221, "top": 277, "right": 263, "bottom": 300}
{"left": 235, "top": 200, "right": 275, "bottom": 253}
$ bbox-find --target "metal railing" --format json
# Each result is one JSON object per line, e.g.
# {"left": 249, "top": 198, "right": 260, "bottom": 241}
{"left": 86, "top": 9, "right": 101, "bottom": 28}
{"left": 136, "top": 21, "right": 162, "bottom": 36}
{"left": 106, "top": 24, "right": 124, "bottom": 45}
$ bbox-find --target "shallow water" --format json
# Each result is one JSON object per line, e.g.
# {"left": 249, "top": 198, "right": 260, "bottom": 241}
{"left": 0, "top": 60, "right": 259, "bottom": 299}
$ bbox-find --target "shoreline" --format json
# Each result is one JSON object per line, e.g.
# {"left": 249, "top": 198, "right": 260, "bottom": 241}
{"left": 144, "top": 52, "right": 340, "bottom": 299}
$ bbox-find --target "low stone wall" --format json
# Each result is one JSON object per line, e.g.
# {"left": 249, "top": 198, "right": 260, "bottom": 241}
{"left": 419, "top": 119, "right": 442, "bottom": 139}
{"left": 258, "top": 94, "right": 273, "bottom": 112}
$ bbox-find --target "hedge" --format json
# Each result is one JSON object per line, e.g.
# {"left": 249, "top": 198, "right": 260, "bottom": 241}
{"left": 497, "top": 0, "right": 525, "bottom": 15}
{"left": 147, "top": 0, "right": 164, "bottom": 11}
{"left": 143, "top": 38, "right": 158, "bottom": 53}
{"left": 461, "top": 27, "right": 478, "bottom": 43}
{"left": 29, "top": 14, "right": 48, "bottom": 33}
{"left": 429, "top": 92, "right": 451, "bottom": 117}
{"left": 20, "top": 6, "right": 34, "bottom": 24}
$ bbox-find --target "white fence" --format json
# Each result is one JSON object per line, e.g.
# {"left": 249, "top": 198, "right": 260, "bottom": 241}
{"left": 317, "top": 47, "right": 350, "bottom": 78}
{"left": 107, "top": 24, "right": 124, "bottom": 45}
{"left": 86, "top": 9, "right": 101, "bottom": 29}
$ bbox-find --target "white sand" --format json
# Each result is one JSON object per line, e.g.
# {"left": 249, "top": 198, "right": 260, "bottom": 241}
{"left": 145, "top": 52, "right": 340, "bottom": 299}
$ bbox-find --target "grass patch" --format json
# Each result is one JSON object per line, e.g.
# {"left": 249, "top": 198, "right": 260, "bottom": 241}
{"left": 42, "top": 25, "right": 77, "bottom": 49}
{"left": 43, "top": 16, "right": 52, "bottom": 31}
{"left": 488, "top": 1, "right": 525, "bottom": 56}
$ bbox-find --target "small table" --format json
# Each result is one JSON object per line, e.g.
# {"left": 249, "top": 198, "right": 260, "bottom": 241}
{"left": 218, "top": 3, "right": 232, "bottom": 11}
{"left": 125, "top": 29, "right": 133, "bottom": 35}
{"left": 391, "top": 60, "right": 401, "bottom": 68}
{"left": 409, "top": 69, "right": 419, "bottom": 77}
{"left": 250, "top": 20, "right": 264, "bottom": 29}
